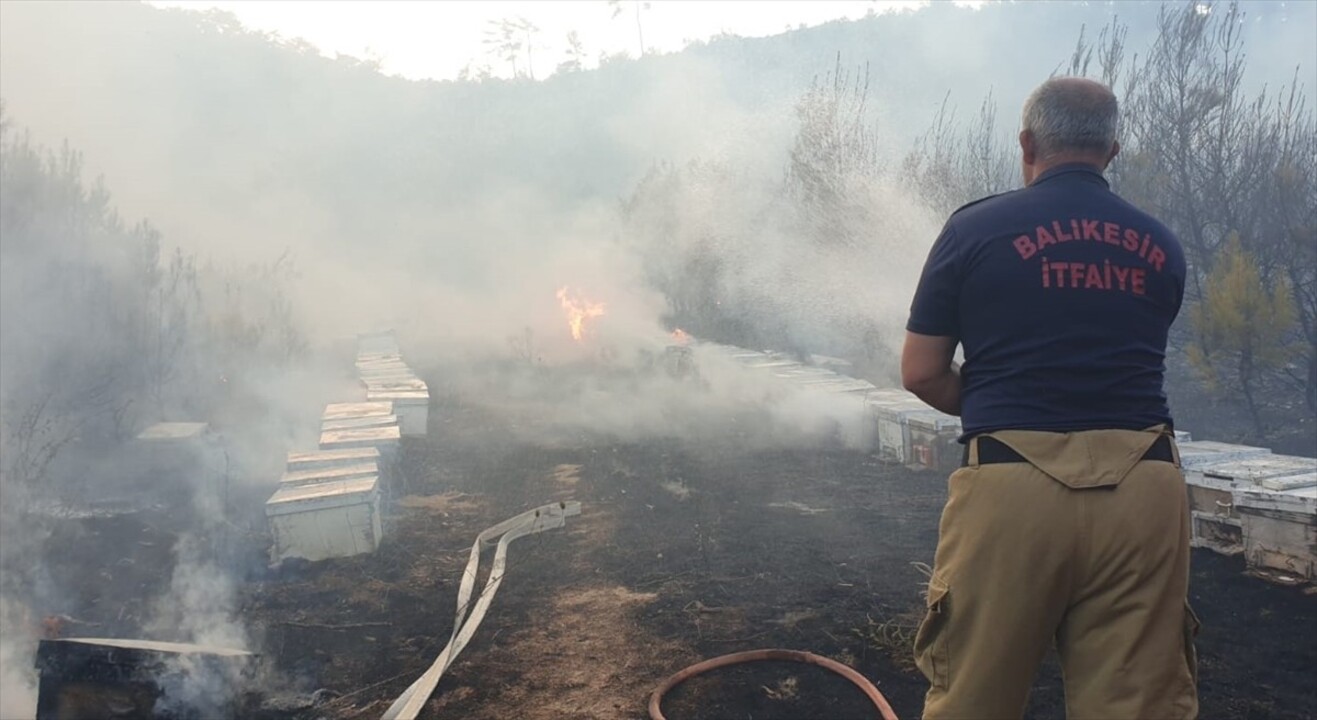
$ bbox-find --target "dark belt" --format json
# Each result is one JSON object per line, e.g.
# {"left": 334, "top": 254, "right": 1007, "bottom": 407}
{"left": 964, "top": 434, "right": 1175, "bottom": 466}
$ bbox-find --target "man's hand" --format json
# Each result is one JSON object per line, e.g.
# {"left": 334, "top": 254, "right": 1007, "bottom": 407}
{"left": 901, "top": 331, "right": 962, "bottom": 416}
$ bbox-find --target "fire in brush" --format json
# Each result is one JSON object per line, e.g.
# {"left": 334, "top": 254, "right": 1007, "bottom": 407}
{"left": 556, "top": 286, "right": 605, "bottom": 341}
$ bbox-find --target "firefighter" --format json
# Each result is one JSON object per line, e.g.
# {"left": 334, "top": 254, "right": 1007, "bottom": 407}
{"left": 901, "top": 76, "right": 1197, "bottom": 719}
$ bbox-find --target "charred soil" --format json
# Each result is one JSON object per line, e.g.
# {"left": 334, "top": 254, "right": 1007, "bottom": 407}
{"left": 35, "top": 365, "right": 1317, "bottom": 719}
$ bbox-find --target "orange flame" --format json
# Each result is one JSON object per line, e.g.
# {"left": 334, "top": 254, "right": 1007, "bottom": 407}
{"left": 556, "top": 286, "right": 605, "bottom": 341}
{"left": 671, "top": 328, "right": 691, "bottom": 345}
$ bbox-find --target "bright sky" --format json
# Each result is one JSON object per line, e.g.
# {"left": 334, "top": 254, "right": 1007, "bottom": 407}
{"left": 147, "top": 1, "right": 982, "bottom": 81}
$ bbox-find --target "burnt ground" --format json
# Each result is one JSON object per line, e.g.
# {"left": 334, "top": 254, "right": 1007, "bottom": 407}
{"left": 30, "top": 363, "right": 1317, "bottom": 720}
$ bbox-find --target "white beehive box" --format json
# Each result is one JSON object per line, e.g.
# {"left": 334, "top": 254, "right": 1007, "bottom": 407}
{"left": 363, "top": 378, "right": 428, "bottom": 393}
{"left": 1177, "top": 440, "right": 1272, "bottom": 470}
{"left": 365, "top": 390, "right": 429, "bottom": 436}
{"left": 781, "top": 375, "right": 852, "bottom": 389}
{"left": 906, "top": 410, "right": 963, "bottom": 472}
{"left": 323, "top": 401, "right": 394, "bottom": 421}
{"left": 1235, "top": 483, "right": 1316, "bottom": 584}
{"left": 774, "top": 367, "right": 837, "bottom": 380}
{"left": 867, "top": 388, "right": 922, "bottom": 405}
{"left": 321, "top": 415, "right": 400, "bottom": 432}
{"left": 357, "top": 369, "right": 417, "bottom": 382}
{"left": 320, "top": 425, "right": 402, "bottom": 454}
{"left": 355, "top": 352, "right": 404, "bottom": 364}
{"left": 266, "top": 476, "right": 383, "bottom": 562}
{"left": 355, "top": 358, "right": 405, "bottom": 371}
{"left": 875, "top": 403, "right": 934, "bottom": 464}
{"left": 743, "top": 359, "right": 800, "bottom": 370}
{"left": 1181, "top": 446, "right": 1250, "bottom": 558}
{"left": 1185, "top": 455, "right": 1317, "bottom": 558}
{"left": 807, "top": 378, "right": 879, "bottom": 396}
{"left": 1196, "top": 455, "right": 1317, "bottom": 507}
{"left": 286, "top": 447, "right": 381, "bottom": 473}
{"left": 808, "top": 354, "right": 854, "bottom": 373}
{"left": 1203, "top": 455, "right": 1317, "bottom": 490}
{"left": 280, "top": 462, "right": 380, "bottom": 487}
{"left": 355, "top": 360, "right": 410, "bottom": 373}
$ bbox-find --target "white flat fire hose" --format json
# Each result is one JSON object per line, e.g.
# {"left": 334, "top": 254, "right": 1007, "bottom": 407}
{"left": 381, "top": 501, "right": 582, "bottom": 720}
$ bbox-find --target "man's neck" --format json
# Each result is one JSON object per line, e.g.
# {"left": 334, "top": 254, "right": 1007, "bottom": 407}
{"left": 1029, "top": 154, "right": 1106, "bottom": 184}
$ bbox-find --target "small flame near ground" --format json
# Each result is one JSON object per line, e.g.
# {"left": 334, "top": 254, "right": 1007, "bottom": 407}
{"left": 671, "top": 328, "right": 691, "bottom": 345}
{"left": 556, "top": 286, "right": 605, "bottom": 341}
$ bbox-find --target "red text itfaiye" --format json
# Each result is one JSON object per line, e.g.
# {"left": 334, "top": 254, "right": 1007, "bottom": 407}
{"left": 1041, "top": 257, "right": 1146, "bottom": 294}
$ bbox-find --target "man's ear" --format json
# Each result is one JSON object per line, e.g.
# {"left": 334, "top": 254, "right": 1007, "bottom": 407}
{"left": 1019, "top": 130, "right": 1036, "bottom": 166}
{"left": 1106, "top": 139, "right": 1121, "bottom": 165}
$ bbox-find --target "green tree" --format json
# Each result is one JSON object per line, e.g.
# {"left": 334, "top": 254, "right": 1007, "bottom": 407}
{"left": 1188, "top": 235, "right": 1296, "bottom": 438}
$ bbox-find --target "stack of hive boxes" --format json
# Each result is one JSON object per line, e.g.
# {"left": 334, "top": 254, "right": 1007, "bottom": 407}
{"left": 1179, "top": 441, "right": 1316, "bottom": 583}
{"left": 697, "top": 342, "right": 964, "bottom": 472}
{"left": 264, "top": 330, "right": 428, "bottom": 564}
{"left": 354, "top": 330, "right": 429, "bottom": 437}
{"left": 265, "top": 404, "right": 392, "bottom": 563}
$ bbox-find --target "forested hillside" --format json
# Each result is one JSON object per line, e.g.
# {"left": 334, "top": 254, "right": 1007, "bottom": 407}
{"left": 0, "top": 0, "right": 1313, "bottom": 453}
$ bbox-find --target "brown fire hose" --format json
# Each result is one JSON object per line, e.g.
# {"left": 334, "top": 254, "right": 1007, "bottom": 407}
{"left": 648, "top": 648, "right": 900, "bottom": 720}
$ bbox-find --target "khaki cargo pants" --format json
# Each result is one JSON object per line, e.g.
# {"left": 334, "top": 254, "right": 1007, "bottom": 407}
{"left": 915, "top": 426, "right": 1200, "bottom": 719}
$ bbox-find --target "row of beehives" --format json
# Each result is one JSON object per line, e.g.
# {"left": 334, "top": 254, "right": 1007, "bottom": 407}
{"left": 699, "top": 343, "right": 966, "bottom": 472}
{"left": 263, "top": 330, "right": 431, "bottom": 563}
{"left": 700, "top": 340, "right": 1316, "bottom": 585}
{"left": 1177, "top": 441, "right": 1316, "bottom": 585}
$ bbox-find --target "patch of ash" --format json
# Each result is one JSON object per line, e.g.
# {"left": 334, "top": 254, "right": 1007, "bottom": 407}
{"left": 767, "top": 500, "right": 831, "bottom": 515}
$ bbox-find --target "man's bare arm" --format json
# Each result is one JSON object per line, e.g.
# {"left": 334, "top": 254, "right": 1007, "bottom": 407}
{"left": 901, "top": 331, "right": 961, "bottom": 416}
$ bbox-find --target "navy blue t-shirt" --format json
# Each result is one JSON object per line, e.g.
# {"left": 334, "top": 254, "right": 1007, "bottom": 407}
{"left": 906, "top": 163, "right": 1186, "bottom": 438}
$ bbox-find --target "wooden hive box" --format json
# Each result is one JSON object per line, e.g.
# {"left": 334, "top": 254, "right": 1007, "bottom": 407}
{"left": 35, "top": 637, "right": 252, "bottom": 720}
{"left": 319, "top": 425, "right": 402, "bottom": 453}
{"left": 279, "top": 461, "right": 380, "bottom": 487}
{"left": 810, "top": 378, "right": 879, "bottom": 396}
{"left": 265, "top": 476, "right": 384, "bottom": 562}
{"left": 874, "top": 402, "right": 934, "bottom": 465}
{"left": 773, "top": 367, "right": 838, "bottom": 381}
{"left": 362, "top": 377, "right": 428, "bottom": 393}
{"left": 321, "top": 415, "right": 400, "bottom": 432}
{"left": 322, "top": 401, "right": 394, "bottom": 421}
{"left": 906, "top": 409, "right": 963, "bottom": 473}
{"left": 364, "top": 390, "right": 429, "bottom": 437}
{"left": 1235, "top": 482, "right": 1316, "bottom": 585}
{"left": 357, "top": 369, "right": 418, "bottom": 383}
{"left": 355, "top": 359, "right": 410, "bottom": 372}
{"left": 1222, "top": 463, "right": 1317, "bottom": 587}
{"left": 1186, "top": 455, "right": 1317, "bottom": 558}
{"left": 1177, "top": 440, "right": 1272, "bottom": 470}
{"left": 285, "top": 447, "right": 381, "bottom": 473}
{"left": 1183, "top": 471, "right": 1247, "bottom": 555}
{"left": 354, "top": 357, "right": 406, "bottom": 371}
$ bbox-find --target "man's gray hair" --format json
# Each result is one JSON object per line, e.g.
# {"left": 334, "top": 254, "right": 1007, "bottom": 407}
{"left": 1021, "top": 77, "right": 1119, "bottom": 158}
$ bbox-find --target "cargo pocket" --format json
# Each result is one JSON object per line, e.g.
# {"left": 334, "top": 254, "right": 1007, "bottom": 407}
{"left": 913, "top": 574, "right": 951, "bottom": 691}
{"left": 1183, "top": 601, "right": 1202, "bottom": 687}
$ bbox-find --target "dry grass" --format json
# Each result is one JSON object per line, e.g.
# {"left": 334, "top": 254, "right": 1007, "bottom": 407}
{"left": 853, "top": 614, "right": 921, "bottom": 673}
